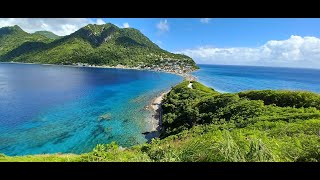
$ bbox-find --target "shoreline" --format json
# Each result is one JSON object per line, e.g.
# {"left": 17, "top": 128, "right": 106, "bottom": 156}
{"left": 149, "top": 90, "right": 170, "bottom": 132}
{"left": 144, "top": 73, "right": 198, "bottom": 137}
{"left": 142, "top": 90, "right": 170, "bottom": 142}
{"left": 0, "top": 61, "right": 198, "bottom": 81}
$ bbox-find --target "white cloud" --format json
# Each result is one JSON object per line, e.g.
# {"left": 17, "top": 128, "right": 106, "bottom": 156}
{"left": 176, "top": 35, "right": 320, "bottom": 69}
{"left": 116, "top": 22, "right": 130, "bottom": 28}
{"left": 95, "top": 18, "right": 105, "bottom": 25}
{"left": 0, "top": 18, "right": 97, "bottom": 36}
{"left": 156, "top": 19, "right": 169, "bottom": 33}
{"left": 200, "top": 18, "right": 211, "bottom": 24}
{"left": 122, "top": 22, "right": 130, "bottom": 28}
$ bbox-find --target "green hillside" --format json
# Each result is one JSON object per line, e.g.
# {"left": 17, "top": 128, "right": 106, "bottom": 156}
{"left": 33, "top": 31, "right": 61, "bottom": 39}
{"left": 2, "top": 81, "right": 319, "bottom": 162}
{"left": 0, "top": 25, "right": 53, "bottom": 57}
{"left": 0, "top": 24, "right": 197, "bottom": 72}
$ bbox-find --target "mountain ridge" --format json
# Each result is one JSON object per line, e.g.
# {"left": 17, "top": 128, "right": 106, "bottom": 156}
{"left": 0, "top": 24, "right": 198, "bottom": 74}
{"left": 33, "top": 31, "right": 60, "bottom": 39}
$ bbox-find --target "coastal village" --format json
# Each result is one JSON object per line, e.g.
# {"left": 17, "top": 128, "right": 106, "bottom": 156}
{"left": 73, "top": 59, "right": 194, "bottom": 74}
{"left": 138, "top": 57, "right": 195, "bottom": 74}
{"left": 72, "top": 57, "right": 197, "bottom": 81}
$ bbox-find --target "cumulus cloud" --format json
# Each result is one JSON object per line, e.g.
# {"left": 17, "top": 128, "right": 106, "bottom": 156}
{"left": 122, "top": 22, "right": 130, "bottom": 28}
{"left": 176, "top": 35, "right": 320, "bottom": 69}
{"left": 116, "top": 22, "right": 130, "bottom": 28}
{"left": 0, "top": 18, "right": 98, "bottom": 36}
{"left": 200, "top": 18, "right": 211, "bottom": 24}
{"left": 95, "top": 18, "right": 105, "bottom": 25}
{"left": 156, "top": 19, "right": 169, "bottom": 33}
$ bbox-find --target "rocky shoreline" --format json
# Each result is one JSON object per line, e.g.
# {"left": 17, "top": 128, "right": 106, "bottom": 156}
{"left": 142, "top": 90, "right": 169, "bottom": 142}
{"left": 150, "top": 91, "right": 170, "bottom": 131}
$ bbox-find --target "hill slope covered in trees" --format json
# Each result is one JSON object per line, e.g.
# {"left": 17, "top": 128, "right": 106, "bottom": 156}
{"left": 33, "top": 31, "right": 61, "bottom": 39}
{"left": 0, "top": 24, "right": 197, "bottom": 73}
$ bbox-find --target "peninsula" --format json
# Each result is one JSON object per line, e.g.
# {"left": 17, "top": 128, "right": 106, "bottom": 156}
{"left": 1, "top": 81, "right": 320, "bottom": 162}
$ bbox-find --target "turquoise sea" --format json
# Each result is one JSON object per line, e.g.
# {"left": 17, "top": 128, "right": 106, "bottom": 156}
{"left": 0, "top": 63, "right": 182, "bottom": 155}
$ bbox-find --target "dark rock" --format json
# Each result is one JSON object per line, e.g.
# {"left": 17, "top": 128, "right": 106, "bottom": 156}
{"left": 143, "top": 131, "right": 160, "bottom": 143}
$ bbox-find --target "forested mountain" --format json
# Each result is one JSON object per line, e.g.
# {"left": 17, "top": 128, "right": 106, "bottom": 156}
{"left": 0, "top": 25, "right": 53, "bottom": 57}
{"left": 33, "top": 31, "right": 60, "bottom": 39}
{"left": 0, "top": 24, "right": 197, "bottom": 72}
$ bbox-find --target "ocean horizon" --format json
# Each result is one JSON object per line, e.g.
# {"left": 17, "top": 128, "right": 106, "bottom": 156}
{"left": 193, "top": 64, "right": 320, "bottom": 93}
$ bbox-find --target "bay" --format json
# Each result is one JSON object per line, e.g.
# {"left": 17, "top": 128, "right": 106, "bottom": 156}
{"left": 0, "top": 63, "right": 182, "bottom": 155}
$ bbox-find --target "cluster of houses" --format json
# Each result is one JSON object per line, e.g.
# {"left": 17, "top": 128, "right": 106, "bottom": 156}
{"left": 138, "top": 58, "right": 195, "bottom": 74}
{"left": 71, "top": 57, "right": 195, "bottom": 75}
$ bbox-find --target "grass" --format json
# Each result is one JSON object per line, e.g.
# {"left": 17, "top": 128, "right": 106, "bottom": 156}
{"left": 0, "top": 153, "right": 81, "bottom": 162}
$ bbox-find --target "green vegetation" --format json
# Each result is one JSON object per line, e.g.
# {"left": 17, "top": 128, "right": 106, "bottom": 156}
{"left": 0, "top": 153, "right": 81, "bottom": 162}
{"left": 0, "top": 24, "right": 197, "bottom": 72}
{"left": 2, "top": 81, "right": 319, "bottom": 162}
{"left": 33, "top": 31, "right": 61, "bottom": 39}
{"left": 161, "top": 81, "right": 219, "bottom": 136}
{"left": 238, "top": 90, "right": 320, "bottom": 109}
{"left": 0, "top": 25, "right": 53, "bottom": 57}
{"left": 80, "top": 142, "right": 151, "bottom": 162}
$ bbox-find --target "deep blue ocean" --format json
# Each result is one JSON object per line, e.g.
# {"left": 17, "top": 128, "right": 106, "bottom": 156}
{"left": 193, "top": 64, "right": 320, "bottom": 93}
{"left": 0, "top": 63, "right": 182, "bottom": 156}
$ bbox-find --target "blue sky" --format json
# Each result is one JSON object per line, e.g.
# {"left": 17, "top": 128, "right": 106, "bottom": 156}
{"left": 90, "top": 18, "right": 320, "bottom": 51}
{"left": 1, "top": 18, "right": 320, "bottom": 68}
